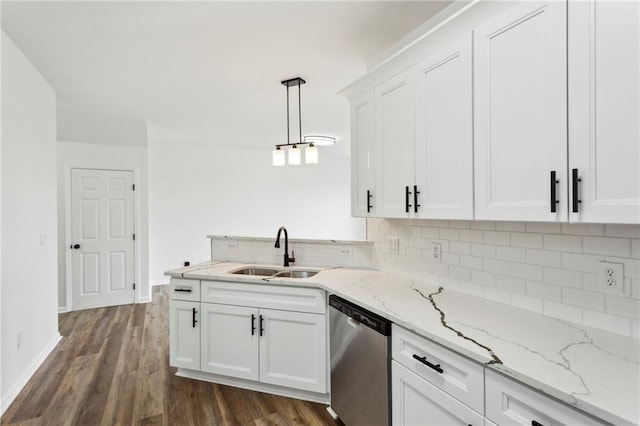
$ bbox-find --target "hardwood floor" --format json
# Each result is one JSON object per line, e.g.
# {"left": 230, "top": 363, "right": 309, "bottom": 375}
{"left": 1, "top": 286, "right": 339, "bottom": 426}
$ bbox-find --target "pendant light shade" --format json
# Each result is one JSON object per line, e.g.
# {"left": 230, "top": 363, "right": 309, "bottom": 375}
{"left": 288, "top": 145, "right": 301, "bottom": 165}
{"left": 271, "top": 77, "right": 335, "bottom": 166}
{"left": 272, "top": 146, "right": 285, "bottom": 166}
{"left": 305, "top": 144, "right": 318, "bottom": 164}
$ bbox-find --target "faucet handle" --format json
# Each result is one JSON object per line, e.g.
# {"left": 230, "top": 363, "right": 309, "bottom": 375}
{"left": 289, "top": 250, "right": 295, "bottom": 263}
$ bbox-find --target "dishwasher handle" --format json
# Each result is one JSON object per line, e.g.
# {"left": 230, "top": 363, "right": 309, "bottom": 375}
{"left": 347, "top": 317, "right": 361, "bottom": 329}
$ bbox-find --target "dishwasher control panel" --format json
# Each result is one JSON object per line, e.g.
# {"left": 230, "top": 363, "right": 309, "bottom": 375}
{"left": 329, "top": 295, "right": 391, "bottom": 335}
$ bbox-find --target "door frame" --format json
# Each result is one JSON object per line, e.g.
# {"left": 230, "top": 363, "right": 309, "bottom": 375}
{"left": 64, "top": 166, "right": 140, "bottom": 311}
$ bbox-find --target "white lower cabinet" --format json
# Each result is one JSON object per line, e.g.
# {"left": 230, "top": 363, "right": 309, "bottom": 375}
{"left": 392, "top": 361, "right": 484, "bottom": 426}
{"left": 169, "top": 299, "right": 200, "bottom": 370}
{"left": 485, "top": 370, "right": 605, "bottom": 426}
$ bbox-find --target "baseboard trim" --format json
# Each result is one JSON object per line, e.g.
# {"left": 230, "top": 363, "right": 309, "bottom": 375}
{"left": 1, "top": 332, "right": 63, "bottom": 416}
{"left": 58, "top": 306, "right": 70, "bottom": 314}
{"left": 138, "top": 296, "right": 152, "bottom": 303}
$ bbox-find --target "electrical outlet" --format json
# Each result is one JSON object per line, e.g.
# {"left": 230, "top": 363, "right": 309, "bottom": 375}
{"left": 431, "top": 242, "right": 441, "bottom": 262}
{"left": 387, "top": 237, "right": 399, "bottom": 254}
{"left": 227, "top": 241, "right": 238, "bottom": 250}
{"left": 338, "top": 247, "right": 353, "bottom": 257}
{"left": 598, "top": 261, "right": 625, "bottom": 295}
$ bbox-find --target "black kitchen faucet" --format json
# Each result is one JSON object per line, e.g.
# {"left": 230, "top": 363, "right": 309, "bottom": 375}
{"left": 274, "top": 226, "right": 295, "bottom": 267}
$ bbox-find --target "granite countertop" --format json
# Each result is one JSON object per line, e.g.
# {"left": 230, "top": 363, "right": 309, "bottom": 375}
{"left": 166, "top": 262, "right": 640, "bottom": 426}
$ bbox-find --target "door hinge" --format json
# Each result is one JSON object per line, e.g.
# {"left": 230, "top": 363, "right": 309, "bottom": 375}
{"left": 133, "top": 283, "right": 136, "bottom": 290}
{"left": 132, "top": 184, "right": 136, "bottom": 191}
{"left": 133, "top": 233, "right": 136, "bottom": 241}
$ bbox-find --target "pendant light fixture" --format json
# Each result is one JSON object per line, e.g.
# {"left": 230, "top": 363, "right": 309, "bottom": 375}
{"left": 272, "top": 77, "right": 335, "bottom": 166}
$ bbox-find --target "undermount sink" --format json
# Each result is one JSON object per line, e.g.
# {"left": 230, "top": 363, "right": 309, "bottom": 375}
{"left": 273, "top": 270, "right": 318, "bottom": 279}
{"left": 230, "top": 267, "right": 281, "bottom": 276}
{"left": 228, "top": 266, "right": 320, "bottom": 279}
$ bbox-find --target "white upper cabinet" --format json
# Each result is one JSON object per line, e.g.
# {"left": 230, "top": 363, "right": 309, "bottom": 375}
{"left": 414, "top": 34, "right": 474, "bottom": 220}
{"left": 374, "top": 68, "right": 415, "bottom": 218}
{"left": 351, "top": 90, "right": 375, "bottom": 217}
{"left": 568, "top": 0, "right": 640, "bottom": 224}
{"left": 474, "top": 1, "right": 568, "bottom": 222}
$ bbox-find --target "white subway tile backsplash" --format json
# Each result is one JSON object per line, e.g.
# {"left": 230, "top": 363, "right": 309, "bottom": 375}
{"left": 543, "top": 267, "right": 582, "bottom": 288}
{"left": 583, "top": 236, "right": 631, "bottom": 257}
{"left": 483, "top": 231, "right": 510, "bottom": 245}
{"left": 527, "top": 281, "right": 562, "bottom": 301}
{"left": 543, "top": 300, "right": 582, "bottom": 323}
{"left": 496, "top": 275, "right": 526, "bottom": 293}
{"left": 526, "top": 249, "right": 562, "bottom": 267}
{"left": 471, "top": 243, "right": 496, "bottom": 258}
{"left": 495, "top": 221, "right": 526, "bottom": 232}
{"left": 562, "top": 287, "right": 605, "bottom": 311}
{"left": 561, "top": 223, "right": 605, "bottom": 236}
{"left": 460, "top": 255, "right": 483, "bottom": 271}
{"left": 511, "top": 232, "right": 543, "bottom": 249}
{"left": 583, "top": 310, "right": 632, "bottom": 337}
{"left": 511, "top": 263, "right": 543, "bottom": 281}
{"left": 367, "top": 219, "right": 640, "bottom": 336}
{"left": 526, "top": 222, "right": 563, "bottom": 234}
{"left": 605, "top": 224, "right": 640, "bottom": 239}
{"left": 543, "top": 234, "right": 582, "bottom": 253}
{"left": 496, "top": 246, "right": 526, "bottom": 262}
{"left": 606, "top": 295, "right": 640, "bottom": 320}
{"left": 483, "top": 258, "right": 510, "bottom": 275}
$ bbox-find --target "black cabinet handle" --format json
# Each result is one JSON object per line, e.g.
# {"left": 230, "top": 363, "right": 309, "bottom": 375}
{"left": 405, "top": 186, "right": 412, "bottom": 213}
{"left": 259, "top": 315, "right": 264, "bottom": 336}
{"left": 572, "top": 168, "right": 581, "bottom": 213}
{"left": 251, "top": 314, "right": 256, "bottom": 336}
{"left": 70, "top": 244, "right": 81, "bottom": 249}
{"left": 367, "top": 190, "right": 373, "bottom": 213}
{"left": 531, "top": 421, "right": 544, "bottom": 426}
{"left": 550, "top": 171, "right": 559, "bottom": 213}
{"left": 192, "top": 307, "right": 198, "bottom": 328}
{"left": 412, "top": 354, "right": 443, "bottom": 373}
{"left": 174, "top": 288, "right": 192, "bottom": 293}
{"left": 413, "top": 185, "right": 420, "bottom": 213}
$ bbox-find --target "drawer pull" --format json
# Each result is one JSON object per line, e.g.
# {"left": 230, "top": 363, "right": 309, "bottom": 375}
{"left": 174, "top": 288, "right": 192, "bottom": 293}
{"left": 412, "top": 354, "right": 443, "bottom": 373}
{"left": 531, "top": 421, "right": 544, "bottom": 426}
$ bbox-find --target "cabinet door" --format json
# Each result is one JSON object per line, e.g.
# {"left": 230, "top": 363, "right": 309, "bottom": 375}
{"left": 351, "top": 90, "right": 375, "bottom": 217}
{"left": 414, "top": 34, "right": 473, "bottom": 220}
{"left": 474, "top": 1, "right": 567, "bottom": 221}
{"left": 169, "top": 300, "right": 200, "bottom": 370}
{"left": 568, "top": 0, "right": 640, "bottom": 223}
{"left": 200, "top": 303, "right": 259, "bottom": 381}
{"left": 375, "top": 68, "right": 415, "bottom": 218}
{"left": 259, "top": 309, "right": 327, "bottom": 393}
{"left": 392, "top": 361, "right": 484, "bottom": 426}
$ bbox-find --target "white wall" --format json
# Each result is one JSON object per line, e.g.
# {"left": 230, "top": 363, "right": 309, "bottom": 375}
{"left": 57, "top": 141, "right": 150, "bottom": 310}
{"left": 1, "top": 32, "right": 61, "bottom": 413}
{"left": 148, "top": 135, "right": 366, "bottom": 285}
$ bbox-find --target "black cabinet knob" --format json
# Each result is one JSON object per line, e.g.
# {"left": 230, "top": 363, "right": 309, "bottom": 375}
{"left": 71, "top": 244, "right": 81, "bottom": 249}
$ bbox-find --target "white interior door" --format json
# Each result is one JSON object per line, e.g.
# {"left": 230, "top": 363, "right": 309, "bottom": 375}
{"left": 71, "top": 168, "right": 135, "bottom": 310}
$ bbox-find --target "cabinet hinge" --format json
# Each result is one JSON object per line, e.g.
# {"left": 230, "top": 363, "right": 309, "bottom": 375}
{"left": 132, "top": 184, "right": 136, "bottom": 191}
{"left": 133, "top": 283, "right": 136, "bottom": 290}
{"left": 133, "top": 233, "right": 136, "bottom": 241}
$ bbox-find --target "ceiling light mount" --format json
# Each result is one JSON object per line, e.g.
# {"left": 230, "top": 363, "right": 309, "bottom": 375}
{"left": 272, "top": 77, "right": 334, "bottom": 166}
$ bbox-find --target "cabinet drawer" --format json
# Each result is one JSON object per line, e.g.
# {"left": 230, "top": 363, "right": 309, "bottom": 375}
{"left": 201, "top": 281, "right": 326, "bottom": 314}
{"left": 392, "top": 361, "right": 484, "bottom": 426}
{"left": 170, "top": 278, "right": 200, "bottom": 301}
{"left": 485, "top": 370, "right": 605, "bottom": 425}
{"left": 392, "top": 324, "right": 484, "bottom": 414}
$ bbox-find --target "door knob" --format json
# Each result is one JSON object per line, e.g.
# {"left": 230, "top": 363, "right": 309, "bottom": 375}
{"left": 71, "top": 244, "right": 81, "bottom": 249}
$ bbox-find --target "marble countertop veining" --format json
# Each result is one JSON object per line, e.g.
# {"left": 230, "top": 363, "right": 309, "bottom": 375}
{"left": 166, "top": 262, "right": 640, "bottom": 426}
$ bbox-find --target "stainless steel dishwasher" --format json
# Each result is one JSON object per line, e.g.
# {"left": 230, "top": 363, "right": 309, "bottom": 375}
{"left": 329, "top": 294, "right": 391, "bottom": 426}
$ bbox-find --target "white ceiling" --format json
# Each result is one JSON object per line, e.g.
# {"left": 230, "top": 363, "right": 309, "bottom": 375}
{"left": 2, "top": 1, "right": 451, "bottom": 151}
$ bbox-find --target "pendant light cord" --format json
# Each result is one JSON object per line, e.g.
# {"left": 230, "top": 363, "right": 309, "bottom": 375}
{"left": 286, "top": 85, "right": 290, "bottom": 145}
{"left": 298, "top": 83, "right": 302, "bottom": 144}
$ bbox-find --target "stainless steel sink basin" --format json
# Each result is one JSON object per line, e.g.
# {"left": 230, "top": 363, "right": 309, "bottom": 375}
{"left": 229, "top": 267, "right": 282, "bottom": 276}
{"left": 273, "top": 270, "right": 318, "bottom": 279}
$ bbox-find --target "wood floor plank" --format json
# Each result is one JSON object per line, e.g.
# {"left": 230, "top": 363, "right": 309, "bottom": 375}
{"left": 1, "top": 286, "right": 339, "bottom": 426}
